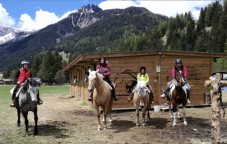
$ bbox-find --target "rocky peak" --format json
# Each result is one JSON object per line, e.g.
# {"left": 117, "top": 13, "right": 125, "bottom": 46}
{"left": 69, "top": 4, "right": 103, "bottom": 29}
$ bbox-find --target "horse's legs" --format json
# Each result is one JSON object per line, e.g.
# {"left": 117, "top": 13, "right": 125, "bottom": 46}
{"left": 142, "top": 104, "right": 147, "bottom": 127}
{"left": 135, "top": 105, "right": 140, "bottom": 127}
{"left": 169, "top": 101, "right": 173, "bottom": 118}
{"left": 172, "top": 104, "right": 177, "bottom": 127}
{"left": 177, "top": 105, "right": 181, "bottom": 118}
{"left": 33, "top": 108, "right": 38, "bottom": 135}
{"left": 147, "top": 95, "right": 151, "bottom": 120}
{"left": 182, "top": 106, "right": 187, "bottom": 126}
{"left": 22, "top": 111, "right": 29, "bottom": 136}
{"left": 108, "top": 102, "right": 113, "bottom": 123}
{"left": 96, "top": 107, "right": 101, "bottom": 131}
{"left": 103, "top": 106, "right": 109, "bottom": 129}
{"left": 17, "top": 108, "right": 21, "bottom": 127}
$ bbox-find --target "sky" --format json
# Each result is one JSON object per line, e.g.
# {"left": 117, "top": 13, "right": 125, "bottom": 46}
{"left": 0, "top": 0, "right": 218, "bottom": 32}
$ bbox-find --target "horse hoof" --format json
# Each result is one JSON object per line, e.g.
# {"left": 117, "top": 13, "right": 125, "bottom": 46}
{"left": 34, "top": 131, "right": 38, "bottom": 135}
{"left": 136, "top": 123, "right": 140, "bottom": 127}
{"left": 183, "top": 122, "right": 187, "bottom": 126}
{"left": 172, "top": 124, "right": 176, "bottom": 127}
{"left": 142, "top": 123, "right": 146, "bottom": 127}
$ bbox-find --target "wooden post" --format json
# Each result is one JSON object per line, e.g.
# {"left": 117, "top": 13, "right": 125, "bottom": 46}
{"left": 204, "top": 73, "right": 222, "bottom": 144}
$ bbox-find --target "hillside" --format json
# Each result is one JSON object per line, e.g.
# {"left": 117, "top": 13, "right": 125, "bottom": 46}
{"left": 0, "top": 5, "right": 168, "bottom": 71}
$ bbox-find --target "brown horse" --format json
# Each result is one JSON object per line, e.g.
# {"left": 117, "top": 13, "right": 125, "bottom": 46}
{"left": 168, "top": 70, "right": 187, "bottom": 127}
{"left": 87, "top": 69, "right": 113, "bottom": 131}
{"left": 132, "top": 81, "right": 152, "bottom": 127}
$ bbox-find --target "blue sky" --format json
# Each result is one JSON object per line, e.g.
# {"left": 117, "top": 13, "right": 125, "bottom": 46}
{"left": 0, "top": 0, "right": 218, "bottom": 32}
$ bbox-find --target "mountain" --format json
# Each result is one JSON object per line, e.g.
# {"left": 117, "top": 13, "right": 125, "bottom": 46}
{"left": 0, "top": 26, "right": 33, "bottom": 45}
{"left": 0, "top": 4, "right": 168, "bottom": 71}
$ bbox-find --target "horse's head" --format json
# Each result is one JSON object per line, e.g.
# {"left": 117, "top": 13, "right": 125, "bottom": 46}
{"left": 27, "top": 78, "right": 39, "bottom": 104}
{"left": 87, "top": 69, "right": 104, "bottom": 92}
{"left": 175, "top": 70, "right": 185, "bottom": 86}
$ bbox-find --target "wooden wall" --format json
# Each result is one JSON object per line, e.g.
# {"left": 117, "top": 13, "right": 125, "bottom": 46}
{"left": 68, "top": 52, "right": 214, "bottom": 109}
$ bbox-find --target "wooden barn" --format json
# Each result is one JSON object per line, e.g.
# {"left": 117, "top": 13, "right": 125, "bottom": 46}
{"left": 63, "top": 50, "right": 226, "bottom": 109}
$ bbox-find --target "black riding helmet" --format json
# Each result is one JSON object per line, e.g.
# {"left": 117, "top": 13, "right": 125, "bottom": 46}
{"left": 140, "top": 66, "right": 146, "bottom": 73}
{"left": 175, "top": 59, "right": 182, "bottom": 65}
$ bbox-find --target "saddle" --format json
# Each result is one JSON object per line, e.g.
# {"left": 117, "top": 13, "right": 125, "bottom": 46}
{"left": 168, "top": 79, "right": 187, "bottom": 99}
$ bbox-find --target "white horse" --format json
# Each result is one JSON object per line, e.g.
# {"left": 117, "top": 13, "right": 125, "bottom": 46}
{"left": 132, "top": 81, "right": 151, "bottom": 127}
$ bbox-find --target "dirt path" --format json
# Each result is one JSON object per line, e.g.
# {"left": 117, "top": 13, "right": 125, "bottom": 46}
{"left": 2, "top": 92, "right": 227, "bottom": 144}
{"left": 31, "top": 92, "right": 227, "bottom": 144}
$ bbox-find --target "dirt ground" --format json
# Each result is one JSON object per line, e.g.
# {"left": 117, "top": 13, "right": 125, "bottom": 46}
{"left": 5, "top": 92, "right": 227, "bottom": 144}
{"left": 28, "top": 91, "right": 227, "bottom": 144}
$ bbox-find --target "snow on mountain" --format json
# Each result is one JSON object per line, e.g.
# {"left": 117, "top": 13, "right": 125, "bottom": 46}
{"left": 0, "top": 26, "right": 32, "bottom": 45}
{"left": 0, "top": 32, "right": 16, "bottom": 44}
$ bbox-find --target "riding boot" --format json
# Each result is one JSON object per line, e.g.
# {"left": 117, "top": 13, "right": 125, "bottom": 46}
{"left": 127, "top": 93, "right": 134, "bottom": 101}
{"left": 10, "top": 93, "right": 16, "bottom": 107}
{"left": 37, "top": 92, "right": 43, "bottom": 105}
{"left": 160, "top": 87, "right": 170, "bottom": 98}
{"left": 187, "top": 90, "right": 191, "bottom": 104}
{"left": 112, "top": 89, "right": 118, "bottom": 101}
{"left": 88, "top": 91, "right": 93, "bottom": 101}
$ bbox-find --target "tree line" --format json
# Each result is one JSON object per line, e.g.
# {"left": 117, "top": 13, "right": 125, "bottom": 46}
{"left": 3, "top": 51, "right": 69, "bottom": 85}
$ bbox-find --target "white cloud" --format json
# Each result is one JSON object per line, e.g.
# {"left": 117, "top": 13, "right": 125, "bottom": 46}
{"left": 0, "top": 1, "right": 217, "bottom": 32}
{"left": 99, "top": 0, "right": 215, "bottom": 19}
{"left": 0, "top": 3, "right": 15, "bottom": 27}
{"left": 17, "top": 10, "right": 60, "bottom": 32}
{"left": 17, "top": 9, "right": 77, "bottom": 32}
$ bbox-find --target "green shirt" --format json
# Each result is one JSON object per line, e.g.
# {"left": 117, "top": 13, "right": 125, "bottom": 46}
{"left": 137, "top": 73, "right": 149, "bottom": 84}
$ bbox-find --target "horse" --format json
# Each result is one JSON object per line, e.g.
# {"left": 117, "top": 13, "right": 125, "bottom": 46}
{"left": 132, "top": 81, "right": 152, "bottom": 127}
{"left": 168, "top": 70, "right": 188, "bottom": 127}
{"left": 87, "top": 69, "right": 113, "bottom": 131}
{"left": 10, "top": 78, "right": 40, "bottom": 136}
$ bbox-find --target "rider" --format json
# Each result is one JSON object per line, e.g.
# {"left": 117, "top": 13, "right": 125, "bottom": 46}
{"left": 10, "top": 60, "right": 43, "bottom": 107}
{"left": 88, "top": 57, "right": 118, "bottom": 101}
{"left": 128, "top": 66, "right": 153, "bottom": 102}
{"left": 160, "top": 59, "right": 191, "bottom": 103}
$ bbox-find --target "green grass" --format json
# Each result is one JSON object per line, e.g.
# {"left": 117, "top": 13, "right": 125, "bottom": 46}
{"left": 0, "top": 84, "right": 70, "bottom": 143}
{"left": 0, "top": 84, "right": 70, "bottom": 106}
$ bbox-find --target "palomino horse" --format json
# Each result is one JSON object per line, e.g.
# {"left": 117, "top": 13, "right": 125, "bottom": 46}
{"left": 168, "top": 70, "right": 188, "bottom": 127}
{"left": 132, "top": 81, "right": 152, "bottom": 127}
{"left": 87, "top": 69, "right": 113, "bottom": 131}
{"left": 10, "top": 78, "right": 40, "bottom": 136}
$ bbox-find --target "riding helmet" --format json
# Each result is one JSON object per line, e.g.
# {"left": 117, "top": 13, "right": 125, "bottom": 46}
{"left": 140, "top": 66, "right": 146, "bottom": 72}
{"left": 175, "top": 59, "right": 182, "bottom": 65}
{"left": 21, "top": 60, "right": 29, "bottom": 65}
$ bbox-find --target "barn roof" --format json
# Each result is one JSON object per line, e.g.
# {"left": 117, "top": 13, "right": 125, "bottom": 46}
{"left": 63, "top": 50, "right": 226, "bottom": 72}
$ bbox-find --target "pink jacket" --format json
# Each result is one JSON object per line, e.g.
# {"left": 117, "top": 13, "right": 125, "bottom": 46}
{"left": 171, "top": 65, "right": 188, "bottom": 78}
{"left": 96, "top": 64, "right": 110, "bottom": 78}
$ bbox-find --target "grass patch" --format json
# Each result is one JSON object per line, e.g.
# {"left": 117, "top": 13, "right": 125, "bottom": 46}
{"left": 0, "top": 84, "right": 70, "bottom": 143}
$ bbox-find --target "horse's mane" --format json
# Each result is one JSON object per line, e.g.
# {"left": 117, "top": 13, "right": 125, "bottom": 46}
{"left": 21, "top": 78, "right": 38, "bottom": 93}
{"left": 21, "top": 79, "right": 29, "bottom": 93}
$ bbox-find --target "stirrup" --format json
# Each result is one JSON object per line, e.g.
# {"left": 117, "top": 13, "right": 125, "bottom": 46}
{"left": 10, "top": 103, "right": 15, "bottom": 107}
{"left": 187, "top": 99, "right": 191, "bottom": 104}
{"left": 38, "top": 100, "right": 43, "bottom": 105}
{"left": 113, "top": 97, "right": 118, "bottom": 101}
{"left": 160, "top": 94, "right": 166, "bottom": 98}
{"left": 88, "top": 96, "right": 93, "bottom": 101}
{"left": 127, "top": 96, "right": 132, "bottom": 101}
